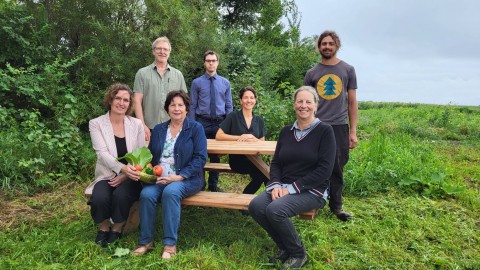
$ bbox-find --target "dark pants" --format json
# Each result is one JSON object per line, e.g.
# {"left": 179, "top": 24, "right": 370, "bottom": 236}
{"left": 88, "top": 179, "right": 142, "bottom": 224}
{"left": 329, "top": 124, "right": 350, "bottom": 211}
{"left": 249, "top": 191, "right": 326, "bottom": 257}
{"left": 196, "top": 115, "right": 224, "bottom": 188}
{"left": 229, "top": 155, "right": 269, "bottom": 194}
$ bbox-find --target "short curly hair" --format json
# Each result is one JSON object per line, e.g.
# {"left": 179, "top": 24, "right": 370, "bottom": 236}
{"left": 103, "top": 83, "right": 134, "bottom": 115}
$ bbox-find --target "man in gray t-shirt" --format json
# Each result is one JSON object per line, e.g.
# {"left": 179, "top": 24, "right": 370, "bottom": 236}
{"left": 133, "top": 36, "right": 187, "bottom": 141}
{"left": 304, "top": 30, "right": 358, "bottom": 222}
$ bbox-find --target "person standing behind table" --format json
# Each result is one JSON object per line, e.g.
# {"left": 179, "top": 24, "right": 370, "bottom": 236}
{"left": 132, "top": 90, "right": 207, "bottom": 259}
{"left": 189, "top": 50, "right": 233, "bottom": 192}
{"left": 133, "top": 36, "right": 187, "bottom": 141}
{"left": 303, "top": 30, "right": 358, "bottom": 222}
{"left": 215, "top": 86, "right": 269, "bottom": 195}
{"left": 86, "top": 83, "right": 146, "bottom": 247}
{"left": 249, "top": 86, "right": 336, "bottom": 269}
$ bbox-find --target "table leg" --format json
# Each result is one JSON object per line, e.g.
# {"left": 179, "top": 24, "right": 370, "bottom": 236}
{"left": 246, "top": 155, "right": 270, "bottom": 179}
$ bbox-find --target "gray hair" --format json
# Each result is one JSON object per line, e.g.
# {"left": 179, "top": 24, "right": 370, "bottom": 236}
{"left": 151, "top": 36, "right": 172, "bottom": 51}
{"left": 293, "top": 86, "right": 319, "bottom": 104}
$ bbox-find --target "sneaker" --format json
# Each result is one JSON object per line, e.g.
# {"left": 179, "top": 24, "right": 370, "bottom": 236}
{"left": 332, "top": 209, "right": 352, "bottom": 221}
{"left": 268, "top": 249, "right": 289, "bottom": 264}
{"left": 95, "top": 230, "right": 109, "bottom": 247}
{"left": 106, "top": 231, "right": 122, "bottom": 244}
{"left": 281, "top": 255, "right": 307, "bottom": 269}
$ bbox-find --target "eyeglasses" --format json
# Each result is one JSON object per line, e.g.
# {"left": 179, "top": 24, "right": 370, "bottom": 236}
{"left": 114, "top": 96, "right": 130, "bottom": 103}
{"left": 204, "top": 59, "right": 218, "bottom": 63}
{"left": 154, "top": 47, "right": 170, "bottom": 52}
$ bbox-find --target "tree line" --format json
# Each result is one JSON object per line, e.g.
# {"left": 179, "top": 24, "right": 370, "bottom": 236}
{"left": 0, "top": 0, "right": 320, "bottom": 193}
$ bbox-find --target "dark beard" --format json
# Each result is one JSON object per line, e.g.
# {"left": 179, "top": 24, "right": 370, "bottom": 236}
{"left": 320, "top": 50, "right": 335, "bottom": 59}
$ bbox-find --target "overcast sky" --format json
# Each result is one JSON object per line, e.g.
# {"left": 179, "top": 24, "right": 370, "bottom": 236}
{"left": 293, "top": 0, "right": 480, "bottom": 106}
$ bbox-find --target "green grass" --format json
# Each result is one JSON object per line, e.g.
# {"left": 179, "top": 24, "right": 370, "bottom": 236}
{"left": 1, "top": 185, "right": 478, "bottom": 269}
{"left": 1, "top": 103, "right": 479, "bottom": 269}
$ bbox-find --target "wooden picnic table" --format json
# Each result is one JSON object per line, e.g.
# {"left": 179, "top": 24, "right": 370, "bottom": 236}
{"left": 206, "top": 139, "right": 276, "bottom": 179}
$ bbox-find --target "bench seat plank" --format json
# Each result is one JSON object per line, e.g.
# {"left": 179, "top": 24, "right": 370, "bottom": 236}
{"left": 182, "top": 191, "right": 254, "bottom": 210}
{"left": 182, "top": 191, "right": 316, "bottom": 220}
{"left": 203, "top": 162, "right": 232, "bottom": 172}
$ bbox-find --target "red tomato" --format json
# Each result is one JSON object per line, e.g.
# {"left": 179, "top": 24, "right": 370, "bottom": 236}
{"left": 146, "top": 163, "right": 152, "bottom": 167}
{"left": 134, "top": 164, "right": 143, "bottom": 171}
{"left": 153, "top": 165, "right": 163, "bottom": 176}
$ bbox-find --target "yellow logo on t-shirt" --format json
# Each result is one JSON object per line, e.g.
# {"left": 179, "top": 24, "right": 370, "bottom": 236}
{"left": 316, "top": 74, "right": 342, "bottom": 100}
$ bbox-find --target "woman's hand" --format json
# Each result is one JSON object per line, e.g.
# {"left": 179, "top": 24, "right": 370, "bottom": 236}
{"left": 108, "top": 175, "right": 127, "bottom": 187}
{"left": 271, "top": 187, "right": 289, "bottom": 201}
{"left": 157, "top": 174, "right": 184, "bottom": 185}
{"left": 121, "top": 164, "right": 140, "bottom": 181}
{"left": 237, "top": 134, "right": 259, "bottom": 142}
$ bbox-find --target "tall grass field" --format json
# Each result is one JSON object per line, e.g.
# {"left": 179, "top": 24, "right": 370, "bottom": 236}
{"left": 1, "top": 102, "right": 479, "bottom": 269}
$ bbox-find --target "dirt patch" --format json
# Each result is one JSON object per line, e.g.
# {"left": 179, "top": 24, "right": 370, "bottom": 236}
{"left": 0, "top": 182, "right": 89, "bottom": 231}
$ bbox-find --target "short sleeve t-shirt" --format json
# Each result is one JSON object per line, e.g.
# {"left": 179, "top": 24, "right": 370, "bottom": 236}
{"left": 304, "top": 60, "right": 357, "bottom": 125}
{"left": 133, "top": 63, "right": 187, "bottom": 128}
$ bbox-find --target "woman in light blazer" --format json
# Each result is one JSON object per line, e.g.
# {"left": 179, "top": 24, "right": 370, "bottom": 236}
{"left": 86, "top": 83, "right": 145, "bottom": 247}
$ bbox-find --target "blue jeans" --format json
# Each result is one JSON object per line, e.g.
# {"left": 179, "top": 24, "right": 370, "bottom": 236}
{"left": 249, "top": 191, "right": 326, "bottom": 257}
{"left": 138, "top": 180, "right": 202, "bottom": 246}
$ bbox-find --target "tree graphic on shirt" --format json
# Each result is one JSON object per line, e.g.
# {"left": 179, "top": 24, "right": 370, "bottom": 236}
{"left": 323, "top": 77, "right": 336, "bottom": 96}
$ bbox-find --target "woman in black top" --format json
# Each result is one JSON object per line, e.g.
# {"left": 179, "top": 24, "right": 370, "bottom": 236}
{"left": 248, "top": 86, "right": 336, "bottom": 269}
{"left": 216, "top": 86, "right": 269, "bottom": 194}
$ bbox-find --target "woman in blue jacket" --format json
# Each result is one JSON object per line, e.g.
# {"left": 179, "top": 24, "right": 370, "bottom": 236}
{"left": 132, "top": 90, "right": 207, "bottom": 259}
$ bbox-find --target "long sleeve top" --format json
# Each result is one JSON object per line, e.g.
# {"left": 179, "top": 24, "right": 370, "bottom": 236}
{"left": 267, "top": 120, "right": 336, "bottom": 199}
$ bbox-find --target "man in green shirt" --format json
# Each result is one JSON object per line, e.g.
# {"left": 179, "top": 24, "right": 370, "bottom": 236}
{"left": 133, "top": 36, "right": 187, "bottom": 141}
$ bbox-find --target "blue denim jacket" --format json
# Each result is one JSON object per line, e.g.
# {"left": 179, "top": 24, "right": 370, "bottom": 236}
{"left": 149, "top": 117, "right": 207, "bottom": 184}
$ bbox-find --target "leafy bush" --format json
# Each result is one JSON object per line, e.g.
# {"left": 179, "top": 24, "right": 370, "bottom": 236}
{"left": 0, "top": 54, "right": 95, "bottom": 193}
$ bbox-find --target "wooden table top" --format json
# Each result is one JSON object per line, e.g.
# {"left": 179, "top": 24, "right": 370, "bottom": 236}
{"left": 207, "top": 139, "right": 277, "bottom": 155}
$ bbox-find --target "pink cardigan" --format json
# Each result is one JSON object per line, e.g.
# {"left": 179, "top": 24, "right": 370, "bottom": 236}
{"left": 85, "top": 112, "right": 145, "bottom": 195}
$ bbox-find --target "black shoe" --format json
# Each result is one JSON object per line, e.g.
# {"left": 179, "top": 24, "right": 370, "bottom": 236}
{"left": 95, "top": 230, "right": 109, "bottom": 247}
{"left": 208, "top": 186, "right": 222, "bottom": 192}
{"left": 268, "top": 249, "right": 289, "bottom": 264}
{"left": 106, "top": 231, "right": 122, "bottom": 244}
{"left": 332, "top": 209, "right": 352, "bottom": 221}
{"left": 281, "top": 255, "right": 307, "bottom": 269}
{"left": 239, "top": 210, "right": 250, "bottom": 216}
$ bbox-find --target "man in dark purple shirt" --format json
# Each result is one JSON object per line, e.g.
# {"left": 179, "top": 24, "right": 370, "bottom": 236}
{"left": 189, "top": 50, "right": 233, "bottom": 191}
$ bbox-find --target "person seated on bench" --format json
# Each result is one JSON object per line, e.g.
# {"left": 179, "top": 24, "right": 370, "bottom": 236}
{"left": 132, "top": 90, "right": 207, "bottom": 259}
{"left": 86, "top": 83, "right": 145, "bottom": 247}
{"left": 248, "top": 86, "right": 336, "bottom": 269}
{"left": 215, "top": 86, "right": 269, "bottom": 195}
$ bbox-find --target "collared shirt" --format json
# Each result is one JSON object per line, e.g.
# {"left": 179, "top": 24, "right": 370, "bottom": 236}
{"left": 188, "top": 73, "right": 233, "bottom": 119}
{"left": 291, "top": 118, "right": 321, "bottom": 141}
{"left": 133, "top": 63, "right": 187, "bottom": 129}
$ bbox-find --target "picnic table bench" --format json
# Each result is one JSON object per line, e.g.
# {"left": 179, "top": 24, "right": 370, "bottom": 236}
{"left": 85, "top": 139, "right": 317, "bottom": 233}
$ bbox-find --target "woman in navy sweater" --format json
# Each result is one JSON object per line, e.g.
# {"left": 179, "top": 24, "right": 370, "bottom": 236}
{"left": 248, "top": 86, "right": 336, "bottom": 269}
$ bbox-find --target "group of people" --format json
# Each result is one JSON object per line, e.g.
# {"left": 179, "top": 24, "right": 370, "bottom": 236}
{"left": 86, "top": 30, "right": 358, "bottom": 269}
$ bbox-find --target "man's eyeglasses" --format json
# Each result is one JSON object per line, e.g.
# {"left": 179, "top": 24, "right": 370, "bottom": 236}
{"left": 204, "top": 59, "right": 218, "bottom": 63}
{"left": 154, "top": 47, "right": 170, "bottom": 52}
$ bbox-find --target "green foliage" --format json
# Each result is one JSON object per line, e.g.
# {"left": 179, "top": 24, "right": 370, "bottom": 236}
{"left": 0, "top": 185, "right": 479, "bottom": 269}
{"left": 0, "top": 52, "right": 95, "bottom": 193}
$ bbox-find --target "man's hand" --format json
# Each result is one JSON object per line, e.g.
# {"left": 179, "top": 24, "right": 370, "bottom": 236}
{"left": 144, "top": 124, "right": 151, "bottom": 141}
{"left": 349, "top": 133, "right": 358, "bottom": 149}
{"left": 271, "top": 187, "right": 289, "bottom": 201}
